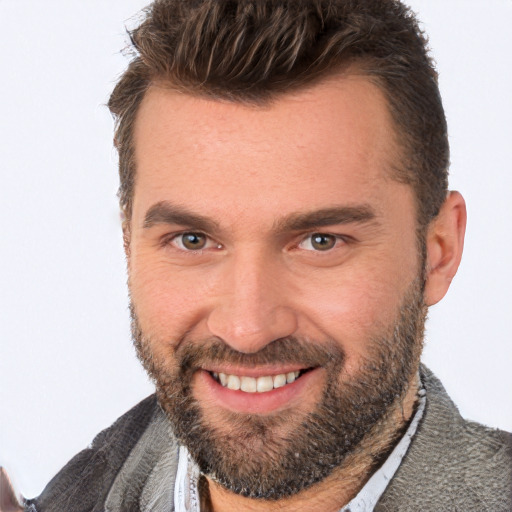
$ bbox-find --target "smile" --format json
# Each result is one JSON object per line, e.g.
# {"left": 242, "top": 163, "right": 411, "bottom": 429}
{"left": 198, "top": 367, "right": 321, "bottom": 414}
{"left": 210, "top": 370, "right": 305, "bottom": 393}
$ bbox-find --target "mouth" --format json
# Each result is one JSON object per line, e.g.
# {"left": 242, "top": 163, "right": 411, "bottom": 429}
{"left": 209, "top": 368, "right": 314, "bottom": 393}
{"left": 197, "top": 367, "right": 321, "bottom": 414}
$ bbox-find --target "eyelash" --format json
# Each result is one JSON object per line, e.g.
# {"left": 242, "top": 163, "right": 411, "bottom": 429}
{"left": 162, "top": 231, "right": 350, "bottom": 253}
{"left": 162, "top": 232, "right": 220, "bottom": 252}
{"left": 296, "top": 233, "right": 349, "bottom": 252}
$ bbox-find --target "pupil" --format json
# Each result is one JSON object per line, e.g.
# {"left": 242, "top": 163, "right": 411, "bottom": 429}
{"left": 183, "top": 233, "right": 205, "bottom": 250}
{"left": 312, "top": 234, "right": 335, "bottom": 251}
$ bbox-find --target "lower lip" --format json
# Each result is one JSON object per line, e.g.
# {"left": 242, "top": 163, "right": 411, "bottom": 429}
{"left": 195, "top": 368, "right": 322, "bottom": 414}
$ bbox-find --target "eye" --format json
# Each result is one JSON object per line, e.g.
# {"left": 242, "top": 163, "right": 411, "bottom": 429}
{"left": 298, "top": 233, "right": 340, "bottom": 251}
{"left": 170, "top": 232, "right": 219, "bottom": 251}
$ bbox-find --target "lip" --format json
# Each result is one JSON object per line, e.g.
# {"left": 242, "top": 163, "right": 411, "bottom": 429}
{"left": 195, "top": 367, "right": 323, "bottom": 414}
{"left": 201, "top": 364, "right": 308, "bottom": 379}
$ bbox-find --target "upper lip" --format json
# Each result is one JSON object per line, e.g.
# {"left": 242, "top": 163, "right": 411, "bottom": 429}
{"left": 201, "top": 365, "right": 311, "bottom": 378}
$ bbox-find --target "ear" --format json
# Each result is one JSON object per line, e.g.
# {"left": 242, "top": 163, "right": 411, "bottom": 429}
{"left": 121, "top": 211, "right": 131, "bottom": 261}
{"left": 424, "top": 191, "right": 467, "bottom": 306}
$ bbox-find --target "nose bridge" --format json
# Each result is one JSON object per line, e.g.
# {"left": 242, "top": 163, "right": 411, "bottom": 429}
{"left": 206, "top": 247, "right": 297, "bottom": 353}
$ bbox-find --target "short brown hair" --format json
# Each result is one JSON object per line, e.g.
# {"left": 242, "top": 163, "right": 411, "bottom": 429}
{"left": 108, "top": 0, "right": 449, "bottom": 226}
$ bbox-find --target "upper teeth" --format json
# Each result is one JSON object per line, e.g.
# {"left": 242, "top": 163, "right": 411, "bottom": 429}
{"left": 212, "top": 371, "right": 301, "bottom": 393}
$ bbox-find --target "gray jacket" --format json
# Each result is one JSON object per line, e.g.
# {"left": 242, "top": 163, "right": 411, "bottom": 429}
{"left": 26, "top": 367, "right": 512, "bottom": 511}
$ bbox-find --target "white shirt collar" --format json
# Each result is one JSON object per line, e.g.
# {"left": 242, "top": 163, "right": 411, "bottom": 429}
{"left": 175, "top": 388, "right": 426, "bottom": 512}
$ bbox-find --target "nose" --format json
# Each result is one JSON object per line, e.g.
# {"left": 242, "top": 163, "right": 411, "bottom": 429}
{"left": 206, "top": 251, "right": 298, "bottom": 354}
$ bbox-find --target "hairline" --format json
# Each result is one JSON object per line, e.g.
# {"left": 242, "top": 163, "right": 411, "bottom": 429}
{"left": 123, "top": 66, "right": 420, "bottom": 225}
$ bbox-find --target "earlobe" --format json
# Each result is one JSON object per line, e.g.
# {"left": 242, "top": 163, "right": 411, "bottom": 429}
{"left": 122, "top": 217, "right": 131, "bottom": 260}
{"left": 424, "top": 191, "right": 467, "bottom": 306}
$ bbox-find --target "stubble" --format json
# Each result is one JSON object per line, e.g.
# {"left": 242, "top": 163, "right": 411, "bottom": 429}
{"left": 132, "top": 274, "right": 426, "bottom": 500}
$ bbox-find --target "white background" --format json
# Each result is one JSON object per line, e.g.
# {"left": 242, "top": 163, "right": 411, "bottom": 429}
{"left": 1, "top": 0, "right": 511, "bottom": 500}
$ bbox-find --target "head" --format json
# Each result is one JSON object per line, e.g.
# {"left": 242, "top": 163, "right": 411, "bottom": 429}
{"left": 109, "top": 0, "right": 449, "bottom": 228}
{"left": 109, "top": 0, "right": 466, "bottom": 503}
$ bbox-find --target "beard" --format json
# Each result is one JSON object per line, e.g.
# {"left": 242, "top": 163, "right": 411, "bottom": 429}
{"left": 132, "top": 277, "right": 426, "bottom": 500}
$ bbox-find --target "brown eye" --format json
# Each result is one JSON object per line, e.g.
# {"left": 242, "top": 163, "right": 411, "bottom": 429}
{"left": 310, "top": 233, "right": 337, "bottom": 251}
{"left": 180, "top": 232, "right": 207, "bottom": 250}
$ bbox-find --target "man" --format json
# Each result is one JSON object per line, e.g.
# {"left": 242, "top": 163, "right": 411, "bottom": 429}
{"left": 21, "top": 0, "right": 512, "bottom": 510}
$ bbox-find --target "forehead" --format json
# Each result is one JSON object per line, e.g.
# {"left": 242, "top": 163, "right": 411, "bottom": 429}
{"left": 131, "top": 75, "right": 404, "bottom": 226}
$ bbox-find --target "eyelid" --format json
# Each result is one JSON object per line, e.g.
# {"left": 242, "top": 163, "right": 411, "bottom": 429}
{"left": 163, "top": 231, "right": 222, "bottom": 252}
{"left": 296, "top": 232, "right": 349, "bottom": 251}
{"left": 161, "top": 230, "right": 351, "bottom": 253}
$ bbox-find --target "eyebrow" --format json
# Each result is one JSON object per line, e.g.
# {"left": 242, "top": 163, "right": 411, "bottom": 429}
{"left": 143, "top": 201, "right": 377, "bottom": 233}
{"left": 274, "top": 205, "right": 377, "bottom": 232}
{"left": 143, "top": 201, "right": 220, "bottom": 232}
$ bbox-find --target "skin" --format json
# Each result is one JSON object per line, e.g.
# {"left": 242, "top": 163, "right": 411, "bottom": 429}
{"left": 0, "top": 468, "right": 23, "bottom": 512}
{"left": 126, "top": 75, "right": 466, "bottom": 511}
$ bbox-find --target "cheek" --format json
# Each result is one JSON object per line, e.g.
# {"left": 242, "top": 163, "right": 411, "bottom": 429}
{"left": 295, "top": 262, "right": 410, "bottom": 366}
{"left": 129, "top": 251, "right": 216, "bottom": 345}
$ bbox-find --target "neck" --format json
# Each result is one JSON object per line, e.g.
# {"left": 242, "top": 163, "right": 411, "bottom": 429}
{"left": 205, "top": 373, "right": 420, "bottom": 512}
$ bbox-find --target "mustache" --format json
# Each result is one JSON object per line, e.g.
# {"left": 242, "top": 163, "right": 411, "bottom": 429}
{"left": 175, "top": 335, "right": 345, "bottom": 372}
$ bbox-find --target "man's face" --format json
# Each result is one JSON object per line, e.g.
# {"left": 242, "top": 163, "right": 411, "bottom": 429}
{"left": 128, "top": 76, "right": 425, "bottom": 497}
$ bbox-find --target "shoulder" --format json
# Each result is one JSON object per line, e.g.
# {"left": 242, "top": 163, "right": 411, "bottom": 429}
{"left": 89, "top": 394, "right": 159, "bottom": 454}
{"left": 378, "top": 367, "right": 512, "bottom": 511}
{"left": 458, "top": 418, "right": 512, "bottom": 505}
{"left": 25, "top": 395, "right": 160, "bottom": 512}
